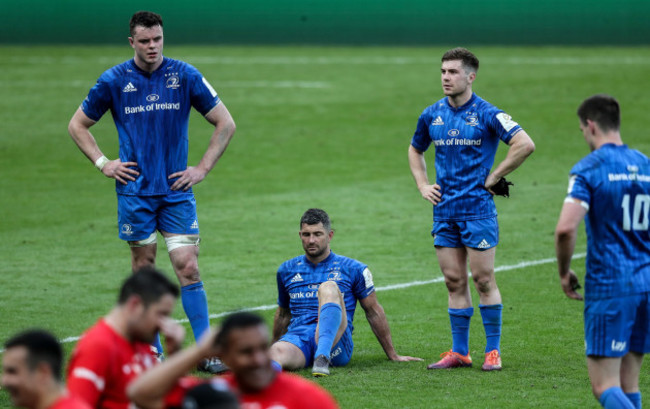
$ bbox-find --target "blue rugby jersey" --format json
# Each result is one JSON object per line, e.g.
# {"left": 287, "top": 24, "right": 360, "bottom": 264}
{"left": 276, "top": 252, "right": 375, "bottom": 333}
{"left": 81, "top": 57, "right": 220, "bottom": 196}
{"left": 567, "top": 143, "right": 650, "bottom": 299}
{"left": 411, "top": 93, "right": 521, "bottom": 221}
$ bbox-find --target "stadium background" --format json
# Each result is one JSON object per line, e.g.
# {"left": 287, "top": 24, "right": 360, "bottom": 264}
{"left": 1, "top": 1, "right": 649, "bottom": 408}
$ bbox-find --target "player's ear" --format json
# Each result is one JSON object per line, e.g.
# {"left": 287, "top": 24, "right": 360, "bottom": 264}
{"left": 128, "top": 37, "right": 135, "bottom": 48}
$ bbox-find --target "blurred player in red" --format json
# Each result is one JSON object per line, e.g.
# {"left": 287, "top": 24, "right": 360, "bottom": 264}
{"left": 2, "top": 329, "right": 91, "bottom": 409}
{"left": 127, "top": 312, "right": 339, "bottom": 409}
{"left": 67, "top": 267, "right": 185, "bottom": 409}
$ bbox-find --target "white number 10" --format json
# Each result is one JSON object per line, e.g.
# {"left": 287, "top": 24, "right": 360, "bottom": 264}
{"left": 622, "top": 194, "right": 650, "bottom": 231}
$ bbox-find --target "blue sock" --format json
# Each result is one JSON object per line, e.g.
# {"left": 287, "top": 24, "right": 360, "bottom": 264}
{"left": 479, "top": 304, "right": 503, "bottom": 353}
{"left": 181, "top": 281, "right": 210, "bottom": 342}
{"left": 151, "top": 332, "right": 164, "bottom": 356}
{"left": 599, "top": 387, "right": 635, "bottom": 409}
{"left": 271, "top": 360, "right": 283, "bottom": 372}
{"left": 449, "top": 308, "right": 473, "bottom": 356}
{"left": 314, "top": 303, "right": 342, "bottom": 359}
{"left": 625, "top": 392, "right": 641, "bottom": 409}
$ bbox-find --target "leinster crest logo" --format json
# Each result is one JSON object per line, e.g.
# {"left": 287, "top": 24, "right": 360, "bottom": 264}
{"left": 166, "top": 75, "right": 180, "bottom": 89}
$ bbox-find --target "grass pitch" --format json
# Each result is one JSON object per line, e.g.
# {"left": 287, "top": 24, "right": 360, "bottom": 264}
{"left": 1, "top": 45, "right": 650, "bottom": 408}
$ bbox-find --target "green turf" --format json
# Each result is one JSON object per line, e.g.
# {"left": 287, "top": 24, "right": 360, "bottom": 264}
{"left": 1, "top": 45, "right": 649, "bottom": 408}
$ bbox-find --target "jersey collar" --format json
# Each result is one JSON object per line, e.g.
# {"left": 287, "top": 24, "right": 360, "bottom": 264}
{"left": 445, "top": 92, "right": 477, "bottom": 111}
{"left": 129, "top": 56, "right": 168, "bottom": 76}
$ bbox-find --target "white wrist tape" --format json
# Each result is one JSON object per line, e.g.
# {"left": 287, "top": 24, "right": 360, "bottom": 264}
{"left": 94, "top": 155, "right": 110, "bottom": 171}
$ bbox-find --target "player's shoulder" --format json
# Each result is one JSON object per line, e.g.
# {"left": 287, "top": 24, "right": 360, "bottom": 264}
{"left": 329, "top": 253, "right": 367, "bottom": 271}
{"left": 472, "top": 94, "right": 503, "bottom": 115}
{"left": 570, "top": 153, "right": 601, "bottom": 176}
{"left": 163, "top": 57, "right": 201, "bottom": 75}
{"left": 75, "top": 320, "right": 119, "bottom": 351}
{"left": 99, "top": 59, "right": 135, "bottom": 82}
{"left": 420, "top": 96, "right": 448, "bottom": 116}
{"left": 278, "top": 255, "right": 308, "bottom": 272}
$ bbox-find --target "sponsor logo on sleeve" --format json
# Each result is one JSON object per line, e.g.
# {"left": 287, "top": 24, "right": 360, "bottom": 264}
{"left": 496, "top": 112, "right": 519, "bottom": 132}
{"left": 567, "top": 175, "right": 576, "bottom": 194}
{"left": 362, "top": 268, "right": 374, "bottom": 288}
{"left": 202, "top": 77, "right": 218, "bottom": 98}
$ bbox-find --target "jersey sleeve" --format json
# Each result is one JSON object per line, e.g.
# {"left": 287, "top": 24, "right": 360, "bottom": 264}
{"left": 487, "top": 109, "right": 522, "bottom": 144}
{"left": 566, "top": 170, "right": 592, "bottom": 210}
{"left": 410, "top": 111, "right": 432, "bottom": 152}
{"left": 277, "top": 265, "right": 290, "bottom": 308}
{"left": 66, "top": 339, "right": 111, "bottom": 407}
{"left": 352, "top": 265, "right": 375, "bottom": 300}
{"left": 187, "top": 65, "right": 221, "bottom": 116}
{"left": 81, "top": 74, "right": 113, "bottom": 122}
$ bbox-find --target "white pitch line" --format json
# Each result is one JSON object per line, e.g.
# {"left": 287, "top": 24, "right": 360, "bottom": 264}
{"left": 51, "top": 252, "right": 585, "bottom": 347}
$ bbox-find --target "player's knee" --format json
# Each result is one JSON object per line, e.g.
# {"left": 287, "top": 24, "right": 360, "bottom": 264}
{"left": 317, "top": 281, "right": 341, "bottom": 297}
{"left": 444, "top": 275, "right": 467, "bottom": 293}
{"left": 177, "top": 263, "right": 200, "bottom": 282}
{"left": 472, "top": 275, "right": 494, "bottom": 294}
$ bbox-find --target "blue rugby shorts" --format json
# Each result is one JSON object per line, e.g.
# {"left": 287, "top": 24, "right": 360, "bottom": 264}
{"left": 116, "top": 192, "right": 199, "bottom": 241}
{"left": 432, "top": 217, "right": 499, "bottom": 250}
{"left": 584, "top": 292, "right": 650, "bottom": 357}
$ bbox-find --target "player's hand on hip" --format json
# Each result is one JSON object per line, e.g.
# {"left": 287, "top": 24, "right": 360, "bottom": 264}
{"left": 560, "top": 270, "right": 583, "bottom": 301}
{"left": 159, "top": 317, "right": 186, "bottom": 355}
{"left": 391, "top": 354, "right": 424, "bottom": 362}
{"left": 168, "top": 167, "right": 207, "bottom": 191}
{"left": 102, "top": 160, "right": 139, "bottom": 185}
{"left": 418, "top": 184, "right": 442, "bottom": 205}
{"left": 484, "top": 173, "right": 500, "bottom": 195}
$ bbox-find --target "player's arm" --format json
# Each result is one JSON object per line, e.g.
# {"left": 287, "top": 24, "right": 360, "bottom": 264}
{"left": 68, "top": 108, "right": 139, "bottom": 185}
{"left": 66, "top": 341, "right": 111, "bottom": 407}
{"left": 272, "top": 306, "right": 292, "bottom": 342}
{"left": 408, "top": 145, "right": 441, "bottom": 205}
{"left": 128, "top": 328, "right": 219, "bottom": 409}
{"left": 485, "top": 130, "right": 535, "bottom": 192}
{"left": 554, "top": 199, "right": 587, "bottom": 301}
{"left": 358, "top": 293, "right": 422, "bottom": 362}
{"left": 169, "top": 103, "right": 236, "bottom": 191}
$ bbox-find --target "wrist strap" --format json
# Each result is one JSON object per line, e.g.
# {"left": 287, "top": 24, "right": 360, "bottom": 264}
{"left": 94, "top": 155, "right": 110, "bottom": 171}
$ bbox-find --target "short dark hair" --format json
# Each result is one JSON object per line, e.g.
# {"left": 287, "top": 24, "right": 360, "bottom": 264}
{"left": 4, "top": 330, "right": 63, "bottom": 381}
{"left": 130, "top": 11, "right": 163, "bottom": 36}
{"left": 300, "top": 208, "right": 331, "bottom": 231}
{"left": 215, "top": 312, "right": 266, "bottom": 349}
{"left": 442, "top": 47, "right": 479, "bottom": 73}
{"left": 577, "top": 94, "right": 621, "bottom": 132}
{"left": 118, "top": 267, "right": 179, "bottom": 307}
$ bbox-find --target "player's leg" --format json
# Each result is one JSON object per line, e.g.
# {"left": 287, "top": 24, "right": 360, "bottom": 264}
{"left": 585, "top": 297, "right": 637, "bottom": 408}
{"left": 588, "top": 357, "right": 635, "bottom": 408}
{"left": 465, "top": 217, "right": 502, "bottom": 371}
{"left": 622, "top": 292, "right": 649, "bottom": 408}
{"left": 158, "top": 193, "right": 221, "bottom": 373}
{"left": 428, "top": 226, "right": 474, "bottom": 369}
{"left": 118, "top": 194, "right": 164, "bottom": 355}
{"left": 620, "top": 352, "right": 643, "bottom": 409}
{"left": 313, "top": 281, "right": 348, "bottom": 376}
{"left": 158, "top": 193, "right": 208, "bottom": 340}
{"left": 269, "top": 341, "right": 308, "bottom": 370}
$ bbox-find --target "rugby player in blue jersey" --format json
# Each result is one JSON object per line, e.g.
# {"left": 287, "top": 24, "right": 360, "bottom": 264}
{"left": 408, "top": 48, "right": 535, "bottom": 371}
{"left": 68, "top": 11, "right": 236, "bottom": 373}
{"left": 270, "top": 209, "right": 422, "bottom": 377}
{"left": 555, "top": 94, "right": 650, "bottom": 409}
